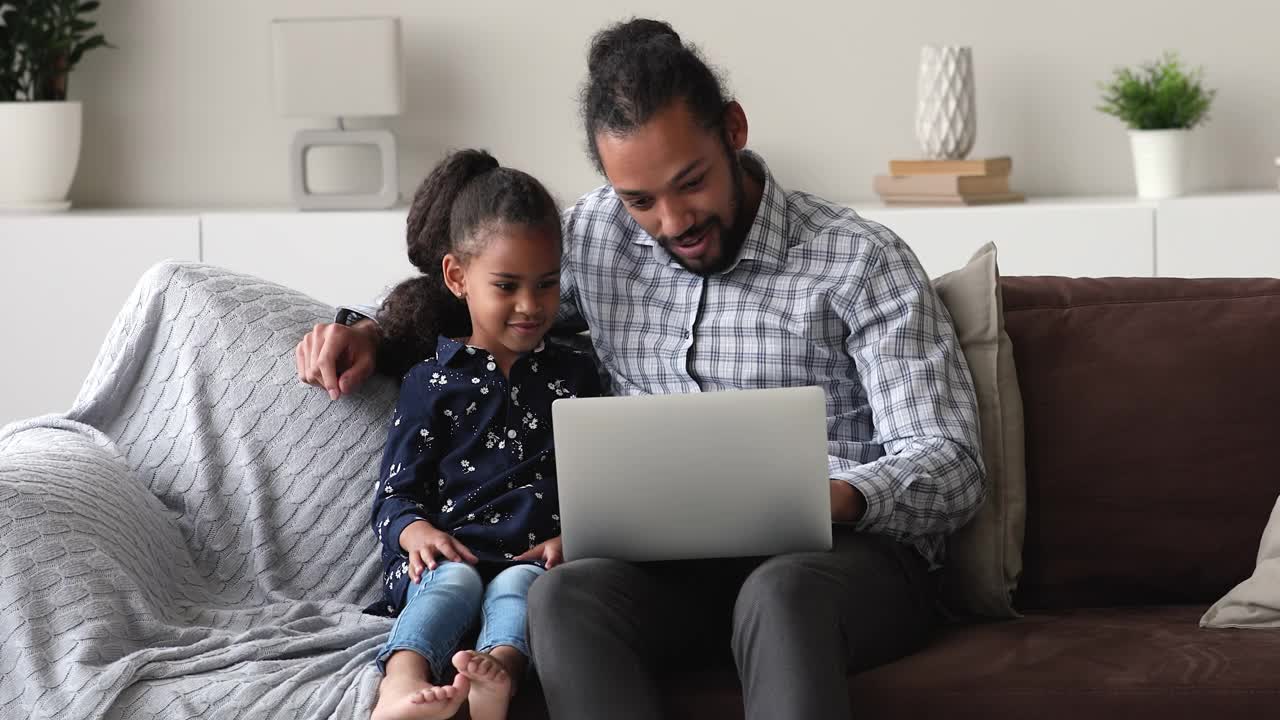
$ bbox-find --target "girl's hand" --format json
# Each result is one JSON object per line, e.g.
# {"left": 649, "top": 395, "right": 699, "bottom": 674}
{"left": 514, "top": 536, "right": 564, "bottom": 570}
{"left": 400, "top": 520, "right": 478, "bottom": 582}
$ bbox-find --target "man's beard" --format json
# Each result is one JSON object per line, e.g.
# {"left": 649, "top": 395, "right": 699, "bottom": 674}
{"left": 658, "top": 147, "right": 749, "bottom": 276}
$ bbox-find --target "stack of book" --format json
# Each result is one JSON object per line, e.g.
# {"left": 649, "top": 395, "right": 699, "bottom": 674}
{"left": 874, "top": 156, "right": 1024, "bottom": 206}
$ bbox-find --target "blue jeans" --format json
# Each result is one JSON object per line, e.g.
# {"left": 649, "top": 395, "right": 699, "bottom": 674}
{"left": 375, "top": 562, "right": 545, "bottom": 681}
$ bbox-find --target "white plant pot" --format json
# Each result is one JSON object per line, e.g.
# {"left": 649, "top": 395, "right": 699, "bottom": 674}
{"left": 1128, "top": 129, "right": 1189, "bottom": 200}
{"left": 0, "top": 101, "right": 83, "bottom": 211}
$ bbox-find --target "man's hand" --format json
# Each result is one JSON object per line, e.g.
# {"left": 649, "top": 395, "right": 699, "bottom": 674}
{"left": 399, "top": 520, "right": 479, "bottom": 582}
{"left": 295, "top": 319, "right": 380, "bottom": 400}
{"left": 513, "top": 536, "right": 564, "bottom": 569}
{"left": 830, "top": 480, "right": 867, "bottom": 523}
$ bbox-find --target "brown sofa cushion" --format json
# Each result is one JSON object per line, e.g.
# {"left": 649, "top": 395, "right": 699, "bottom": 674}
{"left": 1001, "top": 277, "right": 1280, "bottom": 609}
{"left": 850, "top": 606, "right": 1280, "bottom": 719}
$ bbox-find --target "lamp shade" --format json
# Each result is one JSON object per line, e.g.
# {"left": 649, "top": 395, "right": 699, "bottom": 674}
{"left": 271, "top": 17, "right": 403, "bottom": 118}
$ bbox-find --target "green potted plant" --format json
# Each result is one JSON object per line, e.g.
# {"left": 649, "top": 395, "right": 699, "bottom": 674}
{"left": 1098, "top": 52, "right": 1215, "bottom": 199}
{"left": 0, "top": 1, "right": 108, "bottom": 210}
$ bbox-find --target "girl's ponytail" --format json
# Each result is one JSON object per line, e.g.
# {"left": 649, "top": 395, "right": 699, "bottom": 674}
{"left": 377, "top": 149, "right": 499, "bottom": 374}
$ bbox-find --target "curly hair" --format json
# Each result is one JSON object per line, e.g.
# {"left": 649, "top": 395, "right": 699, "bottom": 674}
{"left": 377, "top": 149, "right": 561, "bottom": 375}
{"left": 580, "top": 18, "right": 731, "bottom": 173}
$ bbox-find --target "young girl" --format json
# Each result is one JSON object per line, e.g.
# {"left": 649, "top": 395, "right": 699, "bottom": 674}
{"left": 369, "top": 149, "right": 601, "bottom": 720}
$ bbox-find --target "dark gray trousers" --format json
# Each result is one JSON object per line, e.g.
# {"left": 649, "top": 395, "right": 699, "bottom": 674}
{"left": 526, "top": 528, "right": 938, "bottom": 720}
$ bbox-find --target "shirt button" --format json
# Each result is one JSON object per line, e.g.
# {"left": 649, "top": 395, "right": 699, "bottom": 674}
{"left": 682, "top": 330, "right": 691, "bottom": 339}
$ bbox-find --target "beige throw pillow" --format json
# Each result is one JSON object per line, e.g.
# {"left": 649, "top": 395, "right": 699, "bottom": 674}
{"left": 930, "top": 242, "right": 1027, "bottom": 619}
{"left": 1201, "top": 496, "right": 1280, "bottom": 628}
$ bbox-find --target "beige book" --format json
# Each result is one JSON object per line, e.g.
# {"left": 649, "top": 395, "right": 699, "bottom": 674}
{"left": 873, "top": 174, "right": 1010, "bottom": 196}
{"left": 887, "top": 156, "right": 1013, "bottom": 177}
{"left": 881, "top": 192, "right": 1026, "bottom": 206}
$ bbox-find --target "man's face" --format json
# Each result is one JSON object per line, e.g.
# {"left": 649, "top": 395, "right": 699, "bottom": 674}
{"left": 595, "top": 102, "right": 748, "bottom": 275}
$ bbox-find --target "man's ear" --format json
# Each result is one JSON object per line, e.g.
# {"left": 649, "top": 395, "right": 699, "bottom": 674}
{"left": 722, "top": 100, "right": 749, "bottom": 152}
{"left": 442, "top": 253, "right": 467, "bottom": 299}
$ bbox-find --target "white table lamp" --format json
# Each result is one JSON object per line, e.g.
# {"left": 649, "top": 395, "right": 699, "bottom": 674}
{"left": 271, "top": 17, "right": 404, "bottom": 210}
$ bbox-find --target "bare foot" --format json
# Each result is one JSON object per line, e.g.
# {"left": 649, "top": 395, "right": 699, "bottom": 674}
{"left": 452, "top": 650, "right": 513, "bottom": 720}
{"left": 371, "top": 670, "right": 470, "bottom": 720}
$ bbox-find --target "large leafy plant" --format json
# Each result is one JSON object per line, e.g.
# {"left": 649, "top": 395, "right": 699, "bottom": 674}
{"left": 1098, "top": 52, "right": 1215, "bottom": 130}
{"left": 0, "top": 1, "right": 108, "bottom": 101}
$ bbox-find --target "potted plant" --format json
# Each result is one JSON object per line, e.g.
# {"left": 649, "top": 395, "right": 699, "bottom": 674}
{"left": 0, "top": 1, "right": 108, "bottom": 210}
{"left": 1097, "top": 52, "right": 1215, "bottom": 199}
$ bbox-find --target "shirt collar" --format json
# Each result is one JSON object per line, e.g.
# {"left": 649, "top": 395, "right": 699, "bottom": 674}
{"left": 434, "top": 335, "right": 468, "bottom": 366}
{"left": 625, "top": 150, "right": 790, "bottom": 274}
{"left": 720, "top": 151, "right": 789, "bottom": 274}
{"left": 434, "top": 335, "right": 547, "bottom": 367}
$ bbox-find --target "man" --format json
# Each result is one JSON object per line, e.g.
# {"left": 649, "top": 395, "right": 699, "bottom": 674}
{"left": 296, "top": 18, "right": 985, "bottom": 720}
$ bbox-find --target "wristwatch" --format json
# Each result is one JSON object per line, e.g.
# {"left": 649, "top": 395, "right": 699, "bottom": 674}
{"left": 335, "top": 308, "right": 371, "bottom": 327}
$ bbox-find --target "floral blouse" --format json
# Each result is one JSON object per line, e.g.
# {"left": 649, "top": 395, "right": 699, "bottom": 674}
{"left": 370, "top": 336, "right": 601, "bottom": 615}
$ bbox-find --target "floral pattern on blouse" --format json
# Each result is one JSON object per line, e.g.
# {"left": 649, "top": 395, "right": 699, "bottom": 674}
{"left": 369, "top": 335, "right": 602, "bottom": 615}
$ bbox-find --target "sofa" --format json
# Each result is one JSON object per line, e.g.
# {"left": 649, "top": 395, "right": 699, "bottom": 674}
{"left": 844, "top": 273, "right": 1280, "bottom": 720}
{"left": 3, "top": 260, "right": 1280, "bottom": 719}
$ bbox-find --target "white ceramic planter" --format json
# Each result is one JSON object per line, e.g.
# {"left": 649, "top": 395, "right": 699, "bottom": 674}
{"left": 1128, "top": 129, "right": 1189, "bottom": 199}
{"left": 0, "top": 101, "right": 83, "bottom": 211}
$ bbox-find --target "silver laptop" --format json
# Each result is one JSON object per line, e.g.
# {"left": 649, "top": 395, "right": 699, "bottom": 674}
{"left": 551, "top": 386, "right": 833, "bottom": 562}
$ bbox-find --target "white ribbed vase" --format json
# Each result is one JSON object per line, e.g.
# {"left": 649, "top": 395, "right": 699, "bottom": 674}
{"left": 915, "top": 46, "right": 976, "bottom": 160}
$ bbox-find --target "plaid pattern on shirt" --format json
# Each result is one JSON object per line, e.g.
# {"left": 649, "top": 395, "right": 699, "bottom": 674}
{"left": 554, "top": 152, "right": 985, "bottom": 567}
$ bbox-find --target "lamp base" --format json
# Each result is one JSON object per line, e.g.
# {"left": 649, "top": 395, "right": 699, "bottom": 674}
{"left": 290, "top": 128, "right": 399, "bottom": 210}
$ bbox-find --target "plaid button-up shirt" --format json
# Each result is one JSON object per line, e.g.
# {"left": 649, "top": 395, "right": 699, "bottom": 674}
{"left": 553, "top": 152, "right": 985, "bottom": 567}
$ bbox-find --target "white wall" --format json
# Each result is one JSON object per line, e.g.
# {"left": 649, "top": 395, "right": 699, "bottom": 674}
{"left": 67, "top": 0, "right": 1280, "bottom": 209}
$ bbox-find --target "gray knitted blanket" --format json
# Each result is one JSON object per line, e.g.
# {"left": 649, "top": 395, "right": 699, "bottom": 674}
{"left": 0, "top": 262, "right": 400, "bottom": 719}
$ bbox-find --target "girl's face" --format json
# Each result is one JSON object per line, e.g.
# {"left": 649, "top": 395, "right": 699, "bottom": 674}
{"left": 443, "top": 222, "right": 561, "bottom": 372}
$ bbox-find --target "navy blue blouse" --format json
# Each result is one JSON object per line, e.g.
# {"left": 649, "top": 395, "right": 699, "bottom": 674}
{"left": 370, "top": 336, "right": 601, "bottom": 615}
